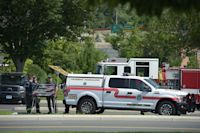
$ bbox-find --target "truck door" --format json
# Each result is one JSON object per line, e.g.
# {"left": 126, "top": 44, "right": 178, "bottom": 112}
{"left": 103, "top": 78, "right": 155, "bottom": 109}
{"left": 129, "top": 79, "right": 156, "bottom": 110}
{"left": 103, "top": 78, "right": 135, "bottom": 108}
{"left": 103, "top": 78, "right": 139, "bottom": 108}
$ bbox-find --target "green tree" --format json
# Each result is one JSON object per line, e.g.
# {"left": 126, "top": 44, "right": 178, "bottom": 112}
{"left": 80, "top": 38, "right": 107, "bottom": 73}
{"left": 27, "top": 64, "right": 47, "bottom": 83}
{"left": 0, "top": 0, "right": 62, "bottom": 72}
{"left": 0, "top": 0, "right": 90, "bottom": 72}
{"left": 41, "top": 38, "right": 82, "bottom": 73}
{"left": 87, "top": 0, "right": 200, "bottom": 16}
{"left": 37, "top": 38, "right": 107, "bottom": 74}
{"left": 59, "top": 0, "right": 91, "bottom": 40}
{"left": 106, "top": 8, "right": 200, "bottom": 66}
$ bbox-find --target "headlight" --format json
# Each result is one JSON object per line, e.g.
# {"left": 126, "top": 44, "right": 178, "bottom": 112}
{"left": 176, "top": 95, "right": 187, "bottom": 103}
{"left": 19, "top": 86, "right": 25, "bottom": 91}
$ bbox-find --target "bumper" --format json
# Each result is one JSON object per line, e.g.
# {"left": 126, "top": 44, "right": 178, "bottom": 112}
{"left": 0, "top": 92, "right": 25, "bottom": 103}
{"left": 176, "top": 102, "right": 188, "bottom": 114}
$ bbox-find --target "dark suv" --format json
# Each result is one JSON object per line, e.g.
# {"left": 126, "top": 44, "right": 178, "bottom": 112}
{"left": 0, "top": 73, "right": 27, "bottom": 104}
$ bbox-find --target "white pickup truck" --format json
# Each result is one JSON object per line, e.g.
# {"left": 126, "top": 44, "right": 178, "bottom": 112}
{"left": 64, "top": 74, "right": 188, "bottom": 115}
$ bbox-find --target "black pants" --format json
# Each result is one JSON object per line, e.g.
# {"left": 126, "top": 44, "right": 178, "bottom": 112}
{"left": 46, "top": 96, "right": 56, "bottom": 113}
{"left": 26, "top": 94, "right": 40, "bottom": 113}
{"left": 63, "top": 99, "right": 70, "bottom": 113}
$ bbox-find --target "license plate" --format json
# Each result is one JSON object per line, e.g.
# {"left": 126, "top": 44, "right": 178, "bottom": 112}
{"left": 6, "top": 95, "right": 12, "bottom": 99}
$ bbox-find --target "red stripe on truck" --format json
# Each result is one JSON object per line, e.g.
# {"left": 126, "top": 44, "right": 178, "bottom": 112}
{"left": 66, "top": 86, "right": 177, "bottom": 101}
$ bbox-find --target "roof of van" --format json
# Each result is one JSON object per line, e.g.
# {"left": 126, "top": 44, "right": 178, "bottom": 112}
{"left": 67, "top": 74, "right": 104, "bottom": 78}
{"left": 67, "top": 74, "right": 150, "bottom": 80}
{"left": 106, "top": 75, "right": 150, "bottom": 80}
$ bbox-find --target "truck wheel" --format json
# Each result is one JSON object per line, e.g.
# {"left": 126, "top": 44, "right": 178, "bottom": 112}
{"left": 77, "top": 98, "right": 96, "bottom": 114}
{"left": 157, "top": 101, "right": 176, "bottom": 115}
{"left": 96, "top": 108, "right": 105, "bottom": 114}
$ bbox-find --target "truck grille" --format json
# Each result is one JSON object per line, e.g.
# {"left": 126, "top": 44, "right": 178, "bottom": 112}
{"left": 0, "top": 86, "right": 19, "bottom": 91}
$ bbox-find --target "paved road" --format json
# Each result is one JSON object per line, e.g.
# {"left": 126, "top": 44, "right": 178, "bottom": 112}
{"left": 1, "top": 102, "right": 200, "bottom": 132}
{"left": 1, "top": 101, "right": 200, "bottom": 116}
{"left": 0, "top": 115, "right": 199, "bottom": 132}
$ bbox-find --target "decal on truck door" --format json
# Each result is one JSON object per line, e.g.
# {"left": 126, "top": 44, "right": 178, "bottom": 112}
{"left": 136, "top": 94, "right": 142, "bottom": 101}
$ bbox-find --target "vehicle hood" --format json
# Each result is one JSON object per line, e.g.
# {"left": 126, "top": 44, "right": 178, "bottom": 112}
{"left": 0, "top": 84, "right": 21, "bottom": 87}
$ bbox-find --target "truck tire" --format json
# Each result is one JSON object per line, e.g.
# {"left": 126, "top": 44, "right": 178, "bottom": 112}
{"left": 77, "top": 98, "right": 96, "bottom": 114}
{"left": 96, "top": 108, "right": 105, "bottom": 114}
{"left": 157, "top": 101, "right": 176, "bottom": 115}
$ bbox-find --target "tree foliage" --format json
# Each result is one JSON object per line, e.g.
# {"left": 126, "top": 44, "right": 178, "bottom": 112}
{"left": 0, "top": 0, "right": 90, "bottom": 72}
{"left": 80, "top": 38, "right": 107, "bottom": 73}
{"left": 106, "top": 8, "right": 200, "bottom": 66}
{"left": 39, "top": 39, "right": 82, "bottom": 73}
{"left": 26, "top": 64, "right": 47, "bottom": 83}
{"left": 35, "top": 38, "right": 107, "bottom": 74}
{"left": 0, "top": 0, "right": 63, "bottom": 72}
{"left": 87, "top": 0, "right": 200, "bottom": 16}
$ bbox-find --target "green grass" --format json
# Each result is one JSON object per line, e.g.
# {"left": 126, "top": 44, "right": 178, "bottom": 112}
{"left": 0, "top": 131, "right": 192, "bottom": 133}
{"left": 0, "top": 110, "right": 13, "bottom": 115}
{"left": 56, "top": 88, "right": 64, "bottom": 100}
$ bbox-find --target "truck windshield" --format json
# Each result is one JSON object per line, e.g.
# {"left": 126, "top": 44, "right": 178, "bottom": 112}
{"left": 144, "top": 79, "right": 160, "bottom": 89}
{"left": 1, "top": 75, "right": 24, "bottom": 85}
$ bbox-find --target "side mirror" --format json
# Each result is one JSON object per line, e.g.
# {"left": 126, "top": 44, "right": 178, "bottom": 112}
{"left": 144, "top": 86, "right": 151, "bottom": 92}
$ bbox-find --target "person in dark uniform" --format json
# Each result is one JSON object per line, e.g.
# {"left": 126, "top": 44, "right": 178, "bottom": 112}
{"left": 60, "top": 82, "right": 70, "bottom": 114}
{"left": 186, "top": 93, "right": 192, "bottom": 112}
{"left": 25, "top": 75, "right": 40, "bottom": 114}
{"left": 191, "top": 94, "right": 196, "bottom": 112}
{"left": 63, "top": 96, "right": 69, "bottom": 114}
{"left": 46, "top": 76, "right": 56, "bottom": 114}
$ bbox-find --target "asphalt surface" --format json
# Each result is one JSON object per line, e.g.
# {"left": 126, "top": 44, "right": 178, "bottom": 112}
{"left": 1, "top": 100, "right": 200, "bottom": 116}
{"left": 0, "top": 115, "right": 200, "bottom": 132}
{"left": 1, "top": 101, "right": 200, "bottom": 132}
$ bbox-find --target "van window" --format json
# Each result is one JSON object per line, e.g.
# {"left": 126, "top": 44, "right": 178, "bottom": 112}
{"left": 96, "top": 65, "right": 102, "bottom": 74}
{"left": 124, "top": 66, "right": 131, "bottom": 73}
{"left": 136, "top": 67, "right": 149, "bottom": 77}
{"left": 104, "top": 66, "right": 117, "bottom": 75}
{"left": 136, "top": 62, "right": 149, "bottom": 77}
{"left": 109, "top": 78, "right": 129, "bottom": 88}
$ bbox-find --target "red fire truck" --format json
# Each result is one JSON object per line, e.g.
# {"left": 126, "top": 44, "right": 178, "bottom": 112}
{"left": 163, "top": 68, "right": 200, "bottom": 109}
{"left": 180, "top": 69, "right": 200, "bottom": 109}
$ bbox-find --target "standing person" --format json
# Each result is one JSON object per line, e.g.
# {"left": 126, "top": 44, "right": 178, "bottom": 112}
{"left": 25, "top": 75, "right": 40, "bottom": 114}
{"left": 186, "top": 93, "right": 192, "bottom": 112}
{"left": 60, "top": 81, "right": 70, "bottom": 114}
{"left": 191, "top": 94, "right": 196, "bottom": 112}
{"left": 46, "top": 76, "right": 56, "bottom": 114}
